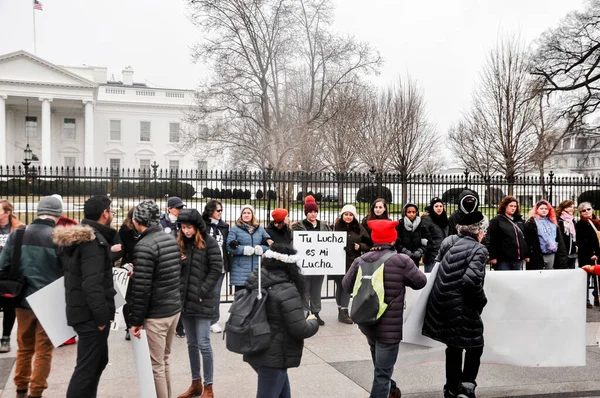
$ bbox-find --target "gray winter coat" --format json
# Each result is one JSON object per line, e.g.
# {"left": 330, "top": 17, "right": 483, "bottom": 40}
{"left": 422, "top": 235, "right": 488, "bottom": 348}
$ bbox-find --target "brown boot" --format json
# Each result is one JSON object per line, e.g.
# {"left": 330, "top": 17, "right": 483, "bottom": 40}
{"left": 338, "top": 308, "right": 353, "bottom": 324}
{"left": 178, "top": 379, "right": 203, "bottom": 398}
{"left": 200, "top": 384, "right": 214, "bottom": 398}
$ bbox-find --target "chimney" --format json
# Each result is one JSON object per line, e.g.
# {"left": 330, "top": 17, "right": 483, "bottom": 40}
{"left": 122, "top": 66, "right": 133, "bottom": 86}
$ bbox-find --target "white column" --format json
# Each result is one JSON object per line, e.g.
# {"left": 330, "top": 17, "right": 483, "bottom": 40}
{"left": 0, "top": 95, "right": 6, "bottom": 167}
{"left": 40, "top": 97, "right": 52, "bottom": 167}
{"left": 83, "top": 100, "right": 94, "bottom": 168}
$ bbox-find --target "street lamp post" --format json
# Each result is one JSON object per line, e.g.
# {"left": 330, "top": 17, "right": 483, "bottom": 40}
{"left": 22, "top": 144, "right": 33, "bottom": 224}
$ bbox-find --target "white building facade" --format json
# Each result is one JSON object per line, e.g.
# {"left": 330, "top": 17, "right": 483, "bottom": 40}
{"left": 0, "top": 50, "right": 206, "bottom": 171}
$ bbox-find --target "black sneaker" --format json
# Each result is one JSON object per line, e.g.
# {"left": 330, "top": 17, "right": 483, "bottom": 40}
{"left": 0, "top": 337, "right": 10, "bottom": 353}
{"left": 125, "top": 330, "right": 131, "bottom": 341}
{"left": 314, "top": 313, "right": 325, "bottom": 326}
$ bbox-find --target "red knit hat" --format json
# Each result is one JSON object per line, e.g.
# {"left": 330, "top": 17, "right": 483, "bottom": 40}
{"left": 368, "top": 219, "right": 399, "bottom": 244}
{"left": 304, "top": 195, "right": 319, "bottom": 215}
{"left": 271, "top": 208, "right": 288, "bottom": 223}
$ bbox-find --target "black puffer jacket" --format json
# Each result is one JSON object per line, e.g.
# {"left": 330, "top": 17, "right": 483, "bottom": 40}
{"left": 486, "top": 214, "right": 529, "bottom": 262}
{"left": 243, "top": 267, "right": 319, "bottom": 368}
{"left": 524, "top": 218, "right": 568, "bottom": 270}
{"left": 343, "top": 245, "right": 427, "bottom": 344}
{"left": 265, "top": 222, "right": 293, "bottom": 245}
{"left": 422, "top": 235, "right": 488, "bottom": 348}
{"left": 180, "top": 234, "right": 222, "bottom": 319}
{"left": 421, "top": 213, "right": 449, "bottom": 265}
{"left": 54, "top": 220, "right": 117, "bottom": 327}
{"left": 130, "top": 225, "right": 182, "bottom": 326}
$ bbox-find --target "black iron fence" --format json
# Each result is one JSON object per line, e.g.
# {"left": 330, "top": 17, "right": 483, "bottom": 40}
{"left": 2, "top": 165, "right": 599, "bottom": 301}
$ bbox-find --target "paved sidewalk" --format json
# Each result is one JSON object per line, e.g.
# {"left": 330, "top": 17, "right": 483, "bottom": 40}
{"left": 1, "top": 302, "right": 600, "bottom": 397}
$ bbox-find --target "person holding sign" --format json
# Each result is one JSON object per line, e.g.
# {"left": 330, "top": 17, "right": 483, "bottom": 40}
{"left": 226, "top": 205, "right": 271, "bottom": 292}
{"left": 292, "top": 195, "right": 331, "bottom": 325}
{"left": 333, "top": 204, "right": 371, "bottom": 324}
{"left": 422, "top": 211, "right": 489, "bottom": 398}
{"left": 342, "top": 219, "right": 426, "bottom": 398}
{"left": 176, "top": 209, "right": 222, "bottom": 398}
{"left": 54, "top": 196, "right": 118, "bottom": 398}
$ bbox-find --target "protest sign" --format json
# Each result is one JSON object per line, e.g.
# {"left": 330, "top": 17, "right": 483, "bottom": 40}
{"left": 132, "top": 329, "right": 157, "bottom": 398}
{"left": 293, "top": 231, "right": 347, "bottom": 276}
{"left": 111, "top": 267, "right": 129, "bottom": 330}
{"left": 401, "top": 269, "right": 586, "bottom": 367}
{"left": 26, "top": 277, "right": 76, "bottom": 348}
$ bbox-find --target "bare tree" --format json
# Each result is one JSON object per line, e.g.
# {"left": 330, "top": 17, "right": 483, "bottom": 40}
{"left": 533, "top": 1, "right": 600, "bottom": 132}
{"left": 448, "top": 120, "right": 500, "bottom": 177}
{"left": 183, "top": 0, "right": 381, "bottom": 172}
{"left": 450, "top": 36, "right": 538, "bottom": 194}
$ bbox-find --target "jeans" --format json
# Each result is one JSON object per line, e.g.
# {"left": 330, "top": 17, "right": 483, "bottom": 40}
{"left": 333, "top": 277, "right": 350, "bottom": 308}
{"left": 181, "top": 316, "right": 213, "bottom": 384}
{"left": 212, "top": 273, "right": 225, "bottom": 325}
{"left": 144, "top": 313, "right": 180, "bottom": 398}
{"left": 0, "top": 297, "right": 16, "bottom": 337}
{"left": 302, "top": 275, "right": 324, "bottom": 314}
{"left": 251, "top": 365, "right": 291, "bottom": 398}
{"left": 14, "top": 308, "right": 54, "bottom": 397}
{"left": 66, "top": 322, "right": 110, "bottom": 398}
{"left": 367, "top": 336, "right": 399, "bottom": 398}
{"left": 542, "top": 254, "right": 555, "bottom": 269}
{"left": 445, "top": 345, "right": 484, "bottom": 394}
{"left": 495, "top": 260, "right": 523, "bottom": 271}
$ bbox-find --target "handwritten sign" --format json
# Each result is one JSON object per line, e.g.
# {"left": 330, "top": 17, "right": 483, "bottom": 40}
{"left": 111, "top": 268, "right": 129, "bottom": 330}
{"left": 293, "top": 231, "right": 347, "bottom": 276}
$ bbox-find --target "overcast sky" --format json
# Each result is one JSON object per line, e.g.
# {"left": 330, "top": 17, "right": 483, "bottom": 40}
{"left": 0, "top": 0, "right": 584, "bottom": 143}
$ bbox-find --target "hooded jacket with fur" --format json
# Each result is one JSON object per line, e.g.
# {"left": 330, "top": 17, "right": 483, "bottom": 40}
{"left": 54, "top": 220, "right": 117, "bottom": 327}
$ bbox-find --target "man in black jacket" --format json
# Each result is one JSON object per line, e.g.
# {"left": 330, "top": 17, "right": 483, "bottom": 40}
{"left": 130, "top": 200, "right": 182, "bottom": 398}
{"left": 448, "top": 190, "right": 479, "bottom": 235}
{"left": 54, "top": 195, "right": 117, "bottom": 398}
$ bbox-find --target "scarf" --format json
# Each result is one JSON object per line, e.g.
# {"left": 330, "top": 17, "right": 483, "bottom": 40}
{"left": 430, "top": 210, "right": 449, "bottom": 229}
{"left": 403, "top": 216, "right": 421, "bottom": 232}
{"left": 560, "top": 211, "right": 576, "bottom": 239}
{"left": 242, "top": 222, "right": 256, "bottom": 235}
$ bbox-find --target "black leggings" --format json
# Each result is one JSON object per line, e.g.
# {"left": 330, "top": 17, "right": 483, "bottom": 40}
{"left": 0, "top": 298, "right": 16, "bottom": 338}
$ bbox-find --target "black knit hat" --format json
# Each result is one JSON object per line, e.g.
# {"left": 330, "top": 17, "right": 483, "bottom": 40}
{"left": 177, "top": 208, "right": 207, "bottom": 234}
{"left": 428, "top": 197, "right": 443, "bottom": 211}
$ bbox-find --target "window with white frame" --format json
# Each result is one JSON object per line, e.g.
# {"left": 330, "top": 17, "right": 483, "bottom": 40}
{"left": 64, "top": 156, "right": 76, "bottom": 176}
{"left": 169, "top": 123, "right": 180, "bottom": 143}
{"left": 169, "top": 160, "right": 179, "bottom": 172}
{"left": 140, "top": 159, "right": 151, "bottom": 170}
{"left": 25, "top": 116, "right": 38, "bottom": 138}
{"left": 140, "top": 121, "right": 151, "bottom": 142}
{"left": 110, "top": 158, "right": 121, "bottom": 177}
{"left": 197, "top": 160, "right": 208, "bottom": 171}
{"left": 110, "top": 120, "right": 121, "bottom": 141}
{"left": 63, "top": 118, "right": 76, "bottom": 140}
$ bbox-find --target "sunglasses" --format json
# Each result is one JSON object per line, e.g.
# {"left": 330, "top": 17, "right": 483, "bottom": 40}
{"left": 582, "top": 208, "right": 593, "bottom": 212}
{"left": 215, "top": 209, "right": 223, "bottom": 213}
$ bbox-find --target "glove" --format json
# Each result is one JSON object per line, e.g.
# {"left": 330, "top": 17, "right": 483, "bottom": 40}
{"left": 254, "top": 245, "right": 264, "bottom": 256}
{"left": 243, "top": 246, "right": 255, "bottom": 256}
{"left": 229, "top": 240, "right": 239, "bottom": 250}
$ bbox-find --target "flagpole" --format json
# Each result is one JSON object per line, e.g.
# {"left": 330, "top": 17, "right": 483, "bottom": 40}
{"left": 32, "top": 3, "right": 37, "bottom": 55}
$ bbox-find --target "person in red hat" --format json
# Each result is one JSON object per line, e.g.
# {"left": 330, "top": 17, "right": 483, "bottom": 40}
{"left": 265, "top": 208, "right": 292, "bottom": 245}
{"left": 342, "top": 219, "right": 427, "bottom": 398}
{"left": 292, "top": 195, "right": 331, "bottom": 325}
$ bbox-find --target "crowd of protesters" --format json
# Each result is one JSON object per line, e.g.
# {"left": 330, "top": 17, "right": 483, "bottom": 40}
{"left": 0, "top": 190, "right": 596, "bottom": 398}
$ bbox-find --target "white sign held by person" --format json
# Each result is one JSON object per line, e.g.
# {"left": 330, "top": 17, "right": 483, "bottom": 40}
{"left": 293, "top": 231, "right": 346, "bottom": 276}
{"left": 111, "top": 267, "right": 129, "bottom": 330}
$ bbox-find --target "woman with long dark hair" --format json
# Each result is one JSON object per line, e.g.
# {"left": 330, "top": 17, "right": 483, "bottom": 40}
{"left": 395, "top": 203, "right": 427, "bottom": 267}
{"left": 176, "top": 209, "right": 222, "bottom": 398}
{"left": 202, "top": 200, "right": 230, "bottom": 334}
{"left": 524, "top": 200, "right": 567, "bottom": 270}
{"left": 333, "top": 205, "right": 371, "bottom": 324}
{"left": 576, "top": 202, "right": 600, "bottom": 308}
{"left": 243, "top": 244, "right": 319, "bottom": 398}
{"left": 487, "top": 196, "right": 529, "bottom": 271}
{"left": 421, "top": 197, "right": 450, "bottom": 272}
{"left": 119, "top": 207, "right": 138, "bottom": 340}
{"left": 556, "top": 200, "right": 577, "bottom": 269}
{"left": 361, "top": 198, "right": 390, "bottom": 236}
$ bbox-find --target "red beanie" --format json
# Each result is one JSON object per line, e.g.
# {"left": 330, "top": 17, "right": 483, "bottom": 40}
{"left": 271, "top": 208, "right": 288, "bottom": 223}
{"left": 304, "top": 195, "right": 319, "bottom": 215}
{"left": 368, "top": 219, "right": 399, "bottom": 244}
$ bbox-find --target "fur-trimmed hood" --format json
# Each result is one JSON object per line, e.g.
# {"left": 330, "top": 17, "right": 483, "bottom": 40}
{"left": 53, "top": 225, "right": 96, "bottom": 247}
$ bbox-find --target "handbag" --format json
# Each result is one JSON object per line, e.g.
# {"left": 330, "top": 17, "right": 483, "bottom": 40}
{"left": 0, "top": 226, "right": 27, "bottom": 299}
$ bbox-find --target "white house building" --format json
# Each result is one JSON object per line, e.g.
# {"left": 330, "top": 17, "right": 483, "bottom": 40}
{"left": 0, "top": 50, "right": 207, "bottom": 171}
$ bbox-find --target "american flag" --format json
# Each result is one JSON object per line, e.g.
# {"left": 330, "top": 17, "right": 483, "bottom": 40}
{"left": 34, "top": 0, "right": 43, "bottom": 11}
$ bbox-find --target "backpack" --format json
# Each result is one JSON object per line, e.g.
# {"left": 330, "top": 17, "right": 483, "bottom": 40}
{"left": 224, "top": 257, "right": 271, "bottom": 355}
{"left": 349, "top": 251, "right": 397, "bottom": 326}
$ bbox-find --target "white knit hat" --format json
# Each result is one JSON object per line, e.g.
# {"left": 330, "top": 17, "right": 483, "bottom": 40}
{"left": 340, "top": 204, "right": 358, "bottom": 220}
{"left": 240, "top": 204, "right": 255, "bottom": 217}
